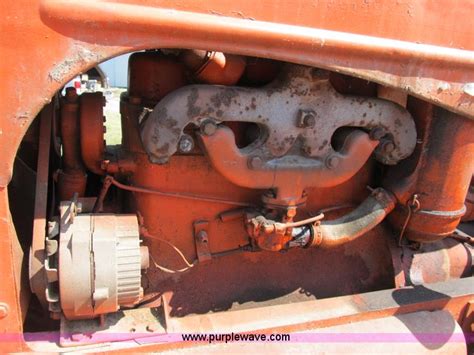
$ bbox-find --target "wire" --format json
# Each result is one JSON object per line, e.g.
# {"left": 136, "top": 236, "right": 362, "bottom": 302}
{"left": 149, "top": 253, "right": 196, "bottom": 274}
{"left": 144, "top": 232, "right": 197, "bottom": 273}
{"left": 398, "top": 194, "right": 420, "bottom": 246}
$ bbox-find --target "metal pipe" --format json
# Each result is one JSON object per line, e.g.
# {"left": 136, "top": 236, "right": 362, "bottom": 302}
{"left": 307, "top": 188, "right": 396, "bottom": 248}
{"left": 179, "top": 50, "right": 246, "bottom": 85}
{"left": 107, "top": 175, "right": 252, "bottom": 207}
{"left": 57, "top": 87, "right": 87, "bottom": 200}
{"left": 387, "top": 108, "right": 474, "bottom": 242}
{"left": 462, "top": 176, "right": 474, "bottom": 222}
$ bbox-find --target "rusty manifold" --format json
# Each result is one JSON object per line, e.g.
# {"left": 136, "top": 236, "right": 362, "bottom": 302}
{"left": 141, "top": 65, "right": 415, "bottom": 208}
{"left": 56, "top": 199, "right": 149, "bottom": 320}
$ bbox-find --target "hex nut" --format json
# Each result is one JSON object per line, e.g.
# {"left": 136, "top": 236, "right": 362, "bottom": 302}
{"left": 303, "top": 114, "right": 316, "bottom": 127}
{"left": 381, "top": 140, "right": 395, "bottom": 153}
{"left": 325, "top": 155, "right": 340, "bottom": 169}
{"left": 248, "top": 156, "right": 264, "bottom": 169}
{"left": 200, "top": 120, "right": 217, "bottom": 136}
{"left": 369, "top": 127, "right": 386, "bottom": 140}
{"left": 197, "top": 230, "right": 208, "bottom": 243}
{"left": 178, "top": 134, "right": 195, "bottom": 153}
{"left": 0, "top": 303, "right": 9, "bottom": 319}
{"left": 297, "top": 110, "right": 317, "bottom": 128}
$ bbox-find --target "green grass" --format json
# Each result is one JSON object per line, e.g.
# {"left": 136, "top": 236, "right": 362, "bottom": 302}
{"left": 104, "top": 88, "right": 126, "bottom": 145}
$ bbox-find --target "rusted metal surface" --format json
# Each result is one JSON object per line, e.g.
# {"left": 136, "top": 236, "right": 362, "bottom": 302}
{"left": 386, "top": 107, "right": 474, "bottom": 242}
{"left": 55, "top": 310, "right": 467, "bottom": 353}
{"left": 142, "top": 65, "right": 416, "bottom": 165}
{"left": 31, "top": 299, "right": 467, "bottom": 352}
{"left": 140, "top": 225, "right": 394, "bottom": 320}
{"left": 129, "top": 153, "right": 374, "bottom": 269}
{"left": 89, "top": 277, "right": 471, "bottom": 353}
{"left": 161, "top": 277, "right": 474, "bottom": 333}
{"left": 390, "top": 237, "right": 474, "bottom": 288}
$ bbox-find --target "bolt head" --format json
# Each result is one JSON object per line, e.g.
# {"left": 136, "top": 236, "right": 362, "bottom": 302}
{"left": 382, "top": 141, "right": 395, "bottom": 153}
{"left": 286, "top": 207, "right": 297, "bottom": 219}
{"left": 325, "top": 155, "right": 340, "bottom": 169}
{"left": 200, "top": 120, "right": 217, "bottom": 136}
{"left": 303, "top": 114, "right": 316, "bottom": 127}
{"left": 248, "top": 156, "right": 264, "bottom": 169}
{"left": 197, "top": 230, "right": 208, "bottom": 243}
{"left": 0, "top": 303, "right": 9, "bottom": 319}
{"left": 370, "top": 127, "right": 386, "bottom": 140}
{"left": 297, "top": 110, "right": 317, "bottom": 128}
{"left": 178, "top": 134, "right": 195, "bottom": 153}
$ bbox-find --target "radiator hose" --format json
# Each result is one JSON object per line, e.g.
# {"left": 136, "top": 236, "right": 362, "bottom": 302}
{"left": 298, "top": 188, "right": 396, "bottom": 248}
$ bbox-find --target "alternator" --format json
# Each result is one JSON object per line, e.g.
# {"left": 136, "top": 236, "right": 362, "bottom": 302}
{"left": 57, "top": 200, "right": 149, "bottom": 320}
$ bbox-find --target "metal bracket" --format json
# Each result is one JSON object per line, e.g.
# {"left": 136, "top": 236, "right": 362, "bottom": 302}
{"left": 193, "top": 220, "right": 212, "bottom": 263}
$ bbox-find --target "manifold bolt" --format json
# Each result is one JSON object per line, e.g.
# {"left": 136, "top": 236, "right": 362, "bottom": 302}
{"left": 178, "top": 134, "right": 195, "bottom": 153}
{"left": 325, "top": 155, "right": 340, "bottom": 169}
{"left": 369, "top": 127, "right": 386, "bottom": 140}
{"left": 200, "top": 120, "right": 217, "bottom": 136}
{"left": 248, "top": 156, "right": 264, "bottom": 169}
{"left": 297, "top": 110, "right": 317, "bottom": 128}
{"left": 381, "top": 140, "right": 395, "bottom": 153}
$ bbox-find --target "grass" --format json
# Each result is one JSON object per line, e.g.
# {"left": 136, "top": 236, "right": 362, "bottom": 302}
{"left": 103, "top": 88, "right": 126, "bottom": 145}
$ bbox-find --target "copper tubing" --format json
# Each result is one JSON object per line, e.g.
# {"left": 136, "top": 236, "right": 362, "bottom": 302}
{"left": 58, "top": 87, "right": 87, "bottom": 200}
{"left": 106, "top": 175, "right": 252, "bottom": 207}
{"left": 180, "top": 50, "right": 246, "bottom": 85}
{"left": 309, "top": 188, "right": 396, "bottom": 248}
